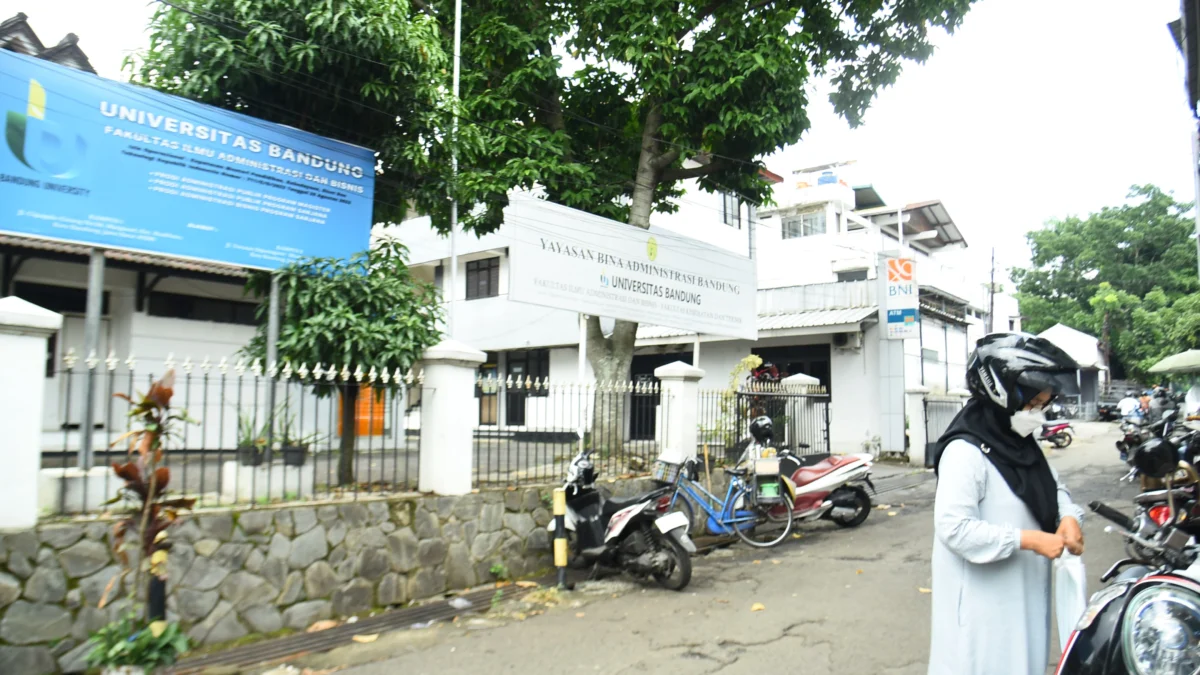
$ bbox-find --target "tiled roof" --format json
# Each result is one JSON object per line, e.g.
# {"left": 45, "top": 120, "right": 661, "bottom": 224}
{"left": 0, "top": 234, "right": 250, "bottom": 278}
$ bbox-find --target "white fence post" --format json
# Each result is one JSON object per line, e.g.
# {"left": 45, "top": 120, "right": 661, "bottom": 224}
{"left": 654, "top": 361, "right": 705, "bottom": 464}
{"left": 419, "top": 339, "right": 485, "bottom": 495}
{"left": 0, "top": 297, "right": 62, "bottom": 529}
{"left": 905, "top": 386, "right": 931, "bottom": 467}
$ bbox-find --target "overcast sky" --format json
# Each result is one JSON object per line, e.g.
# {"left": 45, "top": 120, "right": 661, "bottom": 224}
{"left": 6, "top": 0, "right": 1196, "bottom": 280}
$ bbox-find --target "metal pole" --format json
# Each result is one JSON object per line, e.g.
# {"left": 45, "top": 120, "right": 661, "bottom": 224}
{"left": 578, "top": 313, "right": 587, "bottom": 456}
{"left": 265, "top": 274, "right": 280, "bottom": 459}
{"left": 747, "top": 203, "right": 757, "bottom": 260}
{"left": 897, "top": 205, "right": 904, "bottom": 252}
{"left": 79, "top": 248, "right": 105, "bottom": 470}
{"left": 447, "top": 0, "right": 463, "bottom": 338}
{"left": 988, "top": 247, "right": 996, "bottom": 334}
{"left": 693, "top": 337, "right": 700, "bottom": 369}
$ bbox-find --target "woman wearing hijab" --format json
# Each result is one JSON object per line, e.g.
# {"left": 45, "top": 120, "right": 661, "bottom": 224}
{"left": 927, "top": 333, "right": 1086, "bottom": 675}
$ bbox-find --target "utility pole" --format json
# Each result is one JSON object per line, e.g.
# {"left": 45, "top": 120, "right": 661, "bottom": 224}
{"left": 987, "top": 247, "right": 996, "bottom": 334}
{"left": 447, "top": 0, "right": 463, "bottom": 338}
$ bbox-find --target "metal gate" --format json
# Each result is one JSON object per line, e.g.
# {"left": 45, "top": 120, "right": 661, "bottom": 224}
{"left": 923, "top": 397, "right": 965, "bottom": 467}
{"left": 732, "top": 388, "right": 830, "bottom": 462}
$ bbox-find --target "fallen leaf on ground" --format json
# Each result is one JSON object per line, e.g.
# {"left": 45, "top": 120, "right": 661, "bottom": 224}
{"left": 856, "top": 569, "right": 863, "bottom": 575}
{"left": 751, "top": 603, "right": 766, "bottom": 612}
{"left": 771, "top": 560, "right": 781, "bottom": 565}
{"left": 752, "top": 560, "right": 762, "bottom": 565}
{"left": 716, "top": 599, "right": 729, "bottom": 604}
{"left": 351, "top": 634, "right": 378, "bottom": 644}
{"left": 307, "top": 620, "right": 339, "bottom": 633}
{"left": 918, "top": 588, "right": 932, "bottom": 594}
{"left": 495, "top": 581, "right": 512, "bottom": 588}
{"left": 515, "top": 581, "right": 539, "bottom": 588}
{"left": 792, "top": 533, "right": 803, "bottom": 539}
{"left": 877, "top": 504, "right": 892, "bottom": 510}
{"left": 512, "top": 612, "right": 527, "bottom": 621}
{"left": 887, "top": 511, "right": 898, "bottom": 517}
{"left": 507, "top": 486, "right": 517, "bottom": 491}
{"left": 575, "top": 612, "right": 586, "bottom": 618}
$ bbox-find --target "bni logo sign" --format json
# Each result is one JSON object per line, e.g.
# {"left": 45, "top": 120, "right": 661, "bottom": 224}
{"left": 886, "top": 258, "right": 914, "bottom": 282}
{"left": 5, "top": 79, "right": 87, "bottom": 178}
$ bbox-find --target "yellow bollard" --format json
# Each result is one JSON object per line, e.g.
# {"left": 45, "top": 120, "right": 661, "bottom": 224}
{"left": 553, "top": 487, "right": 568, "bottom": 588}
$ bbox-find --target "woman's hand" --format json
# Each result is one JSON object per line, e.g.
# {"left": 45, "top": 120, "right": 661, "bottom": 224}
{"left": 1057, "top": 517, "right": 1085, "bottom": 555}
{"left": 1021, "top": 530, "right": 1065, "bottom": 560}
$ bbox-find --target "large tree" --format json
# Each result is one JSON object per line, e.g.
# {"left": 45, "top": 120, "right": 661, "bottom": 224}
{"left": 1013, "top": 185, "right": 1200, "bottom": 380}
{"left": 406, "top": 0, "right": 983, "bottom": 446}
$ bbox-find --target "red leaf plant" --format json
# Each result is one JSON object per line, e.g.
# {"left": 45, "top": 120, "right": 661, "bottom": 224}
{"left": 100, "top": 369, "right": 197, "bottom": 609}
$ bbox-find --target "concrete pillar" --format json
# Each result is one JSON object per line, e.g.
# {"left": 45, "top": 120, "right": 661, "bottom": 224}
{"left": 0, "top": 297, "right": 63, "bottom": 529}
{"left": 905, "top": 386, "right": 931, "bottom": 468}
{"left": 419, "top": 339, "right": 486, "bottom": 495}
{"left": 654, "top": 361, "right": 705, "bottom": 464}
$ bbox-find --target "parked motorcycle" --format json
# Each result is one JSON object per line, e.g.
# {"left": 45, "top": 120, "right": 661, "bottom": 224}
{"left": 1056, "top": 438, "right": 1200, "bottom": 674}
{"left": 739, "top": 417, "right": 876, "bottom": 528}
{"left": 546, "top": 447, "right": 695, "bottom": 591}
{"left": 1038, "top": 420, "right": 1075, "bottom": 448}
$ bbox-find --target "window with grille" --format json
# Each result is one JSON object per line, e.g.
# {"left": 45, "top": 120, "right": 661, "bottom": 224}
{"left": 466, "top": 257, "right": 500, "bottom": 300}
{"left": 836, "top": 269, "right": 868, "bottom": 282}
{"left": 782, "top": 211, "right": 827, "bottom": 239}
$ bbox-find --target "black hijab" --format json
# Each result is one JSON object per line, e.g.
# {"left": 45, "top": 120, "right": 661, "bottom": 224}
{"left": 932, "top": 398, "right": 1060, "bottom": 533}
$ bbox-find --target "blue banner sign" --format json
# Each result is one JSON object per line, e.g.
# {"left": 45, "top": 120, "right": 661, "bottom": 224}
{"left": 0, "top": 50, "right": 375, "bottom": 270}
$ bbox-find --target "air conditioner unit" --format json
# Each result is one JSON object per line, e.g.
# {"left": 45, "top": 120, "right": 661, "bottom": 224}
{"left": 832, "top": 331, "right": 862, "bottom": 351}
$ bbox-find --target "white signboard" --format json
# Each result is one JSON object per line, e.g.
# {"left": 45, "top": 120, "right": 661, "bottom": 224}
{"left": 883, "top": 257, "right": 920, "bottom": 340}
{"left": 506, "top": 195, "right": 758, "bottom": 341}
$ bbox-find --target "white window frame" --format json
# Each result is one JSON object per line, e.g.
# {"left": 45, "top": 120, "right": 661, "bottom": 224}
{"left": 782, "top": 210, "right": 827, "bottom": 239}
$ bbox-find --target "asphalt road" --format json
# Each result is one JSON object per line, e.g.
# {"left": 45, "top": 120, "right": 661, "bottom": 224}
{"left": 272, "top": 421, "right": 1139, "bottom": 675}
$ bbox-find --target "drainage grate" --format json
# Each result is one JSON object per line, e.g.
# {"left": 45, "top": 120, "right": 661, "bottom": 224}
{"left": 168, "top": 581, "right": 546, "bottom": 674}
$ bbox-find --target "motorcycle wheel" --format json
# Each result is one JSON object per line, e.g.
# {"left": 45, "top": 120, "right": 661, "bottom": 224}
{"left": 1053, "top": 432, "right": 1073, "bottom": 449}
{"left": 829, "top": 486, "right": 871, "bottom": 528}
{"left": 652, "top": 534, "right": 692, "bottom": 591}
{"left": 733, "top": 490, "right": 795, "bottom": 548}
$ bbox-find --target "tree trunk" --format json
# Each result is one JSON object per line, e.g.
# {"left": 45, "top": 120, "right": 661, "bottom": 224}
{"left": 584, "top": 104, "right": 666, "bottom": 455}
{"left": 338, "top": 385, "right": 358, "bottom": 486}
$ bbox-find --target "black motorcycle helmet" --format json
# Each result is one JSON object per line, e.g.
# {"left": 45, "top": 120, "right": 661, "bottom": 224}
{"left": 1132, "top": 437, "right": 1179, "bottom": 479}
{"left": 749, "top": 416, "right": 773, "bottom": 443}
{"left": 966, "top": 332, "right": 1080, "bottom": 413}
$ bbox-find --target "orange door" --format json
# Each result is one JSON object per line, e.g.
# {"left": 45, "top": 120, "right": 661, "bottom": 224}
{"left": 338, "top": 387, "right": 386, "bottom": 436}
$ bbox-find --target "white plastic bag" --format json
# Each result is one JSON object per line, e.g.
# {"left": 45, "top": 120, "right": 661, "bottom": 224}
{"left": 1055, "top": 552, "right": 1087, "bottom": 641}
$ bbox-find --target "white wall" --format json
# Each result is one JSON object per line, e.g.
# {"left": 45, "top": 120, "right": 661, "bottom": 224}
{"left": 830, "top": 323, "right": 883, "bottom": 454}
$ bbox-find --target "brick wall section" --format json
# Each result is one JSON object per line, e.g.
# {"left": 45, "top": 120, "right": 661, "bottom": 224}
{"left": 0, "top": 479, "right": 655, "bottom": 675}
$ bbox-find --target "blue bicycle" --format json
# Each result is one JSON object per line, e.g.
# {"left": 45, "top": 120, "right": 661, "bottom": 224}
{"left": 663, "top": 457, "right": 795, "bottom": 549}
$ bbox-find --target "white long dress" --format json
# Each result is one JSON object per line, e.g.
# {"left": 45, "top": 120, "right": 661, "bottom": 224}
{"left": 927, "top": 439, "right": 1085, "bottom": 675}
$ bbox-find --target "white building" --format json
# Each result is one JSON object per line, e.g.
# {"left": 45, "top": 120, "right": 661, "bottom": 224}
{"left": 391, "top": 162, "right": 1021, "bottom": 455}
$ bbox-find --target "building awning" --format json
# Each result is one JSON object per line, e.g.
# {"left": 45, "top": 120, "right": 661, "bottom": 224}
{"left": 0, "top": 234, "right": 250, "bottom": 279}
{"left": 637, "top": 306, "right": 878, "bottom": 344}
{"left": 856, "top": 199, "right": 966, "bottom": 250}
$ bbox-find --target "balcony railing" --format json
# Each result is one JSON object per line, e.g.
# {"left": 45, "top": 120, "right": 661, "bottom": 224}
{"left": 757, "top": 280, "right": 876, "bottom": 315}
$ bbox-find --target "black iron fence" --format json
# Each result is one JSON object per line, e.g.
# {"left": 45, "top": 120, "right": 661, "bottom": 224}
{"left": 44, "top": 356, "right": 423, "bottom": 514}
{"left": 697, "top": 383, "right": 831, "bottom": 464}
{"left": 472, "top": 377, "right": 668, "bottom": 487}
{"left": 923, "top": 397, "right": 965, "bottom": 467}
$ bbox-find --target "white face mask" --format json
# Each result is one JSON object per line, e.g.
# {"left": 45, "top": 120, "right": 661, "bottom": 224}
{"left": 1010, "top": 408, "right": 1047, "bottom": 437}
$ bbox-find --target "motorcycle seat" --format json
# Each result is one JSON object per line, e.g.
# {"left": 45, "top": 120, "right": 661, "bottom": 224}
{"left": 791, "top": 455, "right": 863, "bottom": 487}
{"left": 600, "top": 493, "right": 657, "bottom": 520}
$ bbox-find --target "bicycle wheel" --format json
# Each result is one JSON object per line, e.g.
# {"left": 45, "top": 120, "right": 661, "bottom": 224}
{"left": 667, "top": 490, "right": 697, "bottom": 535}
{"left": 732, "top": 488, "right": 794, "bottom": 548}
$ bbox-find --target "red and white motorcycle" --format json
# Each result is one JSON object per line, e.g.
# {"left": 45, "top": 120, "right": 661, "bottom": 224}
{"left": 545, "top": 448, "right": 695, "bottom": 590}
{"left": 739, "top": 416, "right": 876, "bottom": 528}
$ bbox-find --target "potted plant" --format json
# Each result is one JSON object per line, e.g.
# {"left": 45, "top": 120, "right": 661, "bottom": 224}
{"left": 85, "top": 611, "right": 189, "bottom": 675}
{"left": 237, "top": 411, "right": 267, "bottom": 466}
{"left": 277, "top": 413, "right": 322, "bottom": 467}
{"left": 89, "top": 369, "right": 195, "bottom": 673}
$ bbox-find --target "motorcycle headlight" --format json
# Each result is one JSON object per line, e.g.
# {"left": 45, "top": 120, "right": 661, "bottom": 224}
{"left": 1122, "top": 585, "right": 1200, "bottom": 675}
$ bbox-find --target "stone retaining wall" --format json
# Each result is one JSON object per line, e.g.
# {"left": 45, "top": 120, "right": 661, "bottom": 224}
{"left": 0, "top": 479, "right": 655, "bottom": 674}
